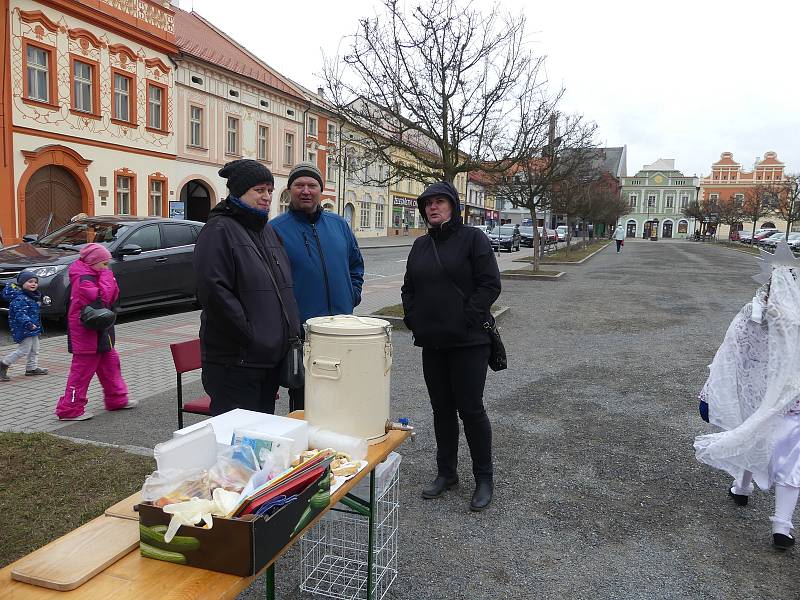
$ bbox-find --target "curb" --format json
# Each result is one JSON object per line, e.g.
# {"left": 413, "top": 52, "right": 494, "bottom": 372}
{"left": 359, "top": 243, "right": 415, "bottom": 250}
{"left": 501, "top": 271, "right": 564, "bottom": 281}
{"left": 367, "top": 305, "right": 510, "bottom": 331}
{"left": 512, "top": 242, "right": 611, "bottom": 266}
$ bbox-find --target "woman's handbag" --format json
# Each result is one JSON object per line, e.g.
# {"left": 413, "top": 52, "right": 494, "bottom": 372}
{"left": 246, "top": 230, "right": 304, "bottom": 388}
{"left": 80, "top": 302, "right": 116, "bottom": 330}
{"left": 429, "top": 237, "right": 507, "bottom": 371}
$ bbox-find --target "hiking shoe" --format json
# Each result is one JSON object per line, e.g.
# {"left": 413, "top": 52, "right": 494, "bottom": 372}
{"left": 25, "top": 368, "right": 48, "bottom": 376}
{"left": 58, "top": 412, "right": 94, "bottom": 421}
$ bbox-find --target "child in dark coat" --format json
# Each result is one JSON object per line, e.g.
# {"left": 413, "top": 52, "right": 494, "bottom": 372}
{"left": 0, "top": 269, "right": 47, "bottom": 381}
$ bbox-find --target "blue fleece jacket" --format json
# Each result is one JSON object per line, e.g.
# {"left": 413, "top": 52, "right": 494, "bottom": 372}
{"left": 270, "top": 208, "right": 364, "bottom": 324}
{"left": 2, "top": 282, "right": 43, "bottom": 343}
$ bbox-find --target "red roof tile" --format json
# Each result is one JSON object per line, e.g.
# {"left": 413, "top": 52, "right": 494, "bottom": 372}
{"left": 174, "top": 10, "right": 305, "bottom": 100}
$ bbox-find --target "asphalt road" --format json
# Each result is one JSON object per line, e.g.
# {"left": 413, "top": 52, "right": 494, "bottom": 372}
{"left": 53, "top": 239, "right": 798, "bottom": 600}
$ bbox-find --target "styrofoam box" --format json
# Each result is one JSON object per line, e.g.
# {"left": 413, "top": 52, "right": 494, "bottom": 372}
{"left": 174, "top": 409, "right": 309, "bottom": 458}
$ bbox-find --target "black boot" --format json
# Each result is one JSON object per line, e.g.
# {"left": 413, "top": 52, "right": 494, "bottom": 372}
{"left": 470, "top": 480, "right": 494, "bottom": 512}
{"left": 0, "top": 361, "right": 9, "bottom": 382}
{"left": 421, "top": 475, "right": 459, "bottom": 499}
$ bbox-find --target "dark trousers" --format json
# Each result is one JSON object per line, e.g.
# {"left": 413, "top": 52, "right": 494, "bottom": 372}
{"left": 202, "top": 362, "right": 279, "bottom": 416}
{"left": 422, "top": 344, "right": 493, "bottom": 482}
{"left": 616, "top": 240, "right": 623, "bottom": 252}
{"left": 288, "top": 384, "right": 304, "bottom": 412}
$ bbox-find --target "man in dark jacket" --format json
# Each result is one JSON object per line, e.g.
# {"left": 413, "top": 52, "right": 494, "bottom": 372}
{"left": 401, "top": 181, "right": 501, "bottom": 511}
{"left": 194, "top": 159, "right": 300, "bottom": 415}
{"left": 270, "top": 161, "right": 364, "bottom": 411}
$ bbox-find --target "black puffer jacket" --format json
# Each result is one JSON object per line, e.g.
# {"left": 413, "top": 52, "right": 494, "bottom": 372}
{"left": 194, "top": 197, "right": 300, "bottom": 368}
{"left": 401, "top": 182, "right": 500, "bottom": 349}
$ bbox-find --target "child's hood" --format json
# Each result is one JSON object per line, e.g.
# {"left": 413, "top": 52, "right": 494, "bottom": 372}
{"left": 68, "top": 258, "right": 100, "bottom": 281}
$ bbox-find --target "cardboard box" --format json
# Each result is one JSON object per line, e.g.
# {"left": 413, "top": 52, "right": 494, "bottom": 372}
{"left": 138, "top": 469, "right": 329, "bottom": 576}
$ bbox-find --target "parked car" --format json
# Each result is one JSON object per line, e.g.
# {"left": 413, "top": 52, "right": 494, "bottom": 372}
{"left": 737, "top": 231, "right": 753, "bottom": 244}
{"left": 488, "top": 225, "right": 521, "bottom": 252}
{"left": 729, "top": 230, "right": 741, "bottom": 241}
{"left": 0, "top": 216, "right": 204, "bottom": 320}
{"left": 754, "top": 230, "right": 782, "bottom": 247}
{"left": 556, "top": 226, "right": 569, "bottom": 242}
{"left": 743, "top": 228, "right": 778, "bottom": 244}
{"left": 762, "top": 232, "right": 800, "bottom": 250}
{"left": 540, "top": 227, "right": 558, "bottom": 244}
{"left": 472, "top": 224, "right": 493, "bottom": 236}
{"left": 518, "top": 226, "right": 535, "bottom": 247}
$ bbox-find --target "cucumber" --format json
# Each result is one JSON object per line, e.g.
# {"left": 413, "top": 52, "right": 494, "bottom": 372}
{"left": 139, "top": 524, "right": 200, "bottom": 551}
{"left": 309, "top": 490, "right": 330, "bottom": 510}
{"left": 140, "top": 541, "right": 187, "bottom": 564}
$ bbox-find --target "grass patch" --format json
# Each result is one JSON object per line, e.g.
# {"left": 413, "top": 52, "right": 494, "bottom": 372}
{"left": 502, "top": 269, "right": 561, "bottom": 276}
{"left": 0, "top": 432, "right": 154, "bottom": 568}
{"left": 717, "top": 241, "right": 760, "bottom": 255}
{"left": 373, "top": 303, "right": 500, "bottom": 317}
{"left": 516, "top": 240, "right": 611, "bottom": 263}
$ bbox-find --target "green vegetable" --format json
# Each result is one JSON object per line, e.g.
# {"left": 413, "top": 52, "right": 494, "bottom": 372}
{"left": 339, "top": 495, "right": 370, "bottom": 517}
{"left": 139, "top": 524, "right": 200, "bottom": 551}
{"left": 139, "top": 541, "right": 187, "bottom": 564}
{"left": 319, "top": 474, "right": 331, "bottom": 491}
{"left": 309, "top": 490, "right": 330, "bottom": 510}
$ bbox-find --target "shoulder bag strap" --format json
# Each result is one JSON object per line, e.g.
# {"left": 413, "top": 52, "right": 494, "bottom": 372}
{"left": 244, "top": 228, "right": 297, "bottom": 337}
{"left": 429, "top": 234, "right": 466, "bottom": 300}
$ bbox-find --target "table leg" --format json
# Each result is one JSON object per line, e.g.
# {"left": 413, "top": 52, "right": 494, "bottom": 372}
{"left": 366, "top": 469, "right": 376, "bottom": 600}
{"left": 265, "top": 563, "right": 275, "bottom": 600}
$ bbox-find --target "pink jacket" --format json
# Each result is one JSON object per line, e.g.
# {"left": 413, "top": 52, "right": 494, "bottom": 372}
{"left": 67, "top": 259, "right": 119, "bottom": 354}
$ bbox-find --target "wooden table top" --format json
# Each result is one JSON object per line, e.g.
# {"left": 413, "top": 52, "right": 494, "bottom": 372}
{"left": 0, "top": 422, "right": 409, "bottom": 599}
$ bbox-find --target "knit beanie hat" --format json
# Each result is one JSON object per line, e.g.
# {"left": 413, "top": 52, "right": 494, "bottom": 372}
{"left": 79, "top": 243, "right": 112, "bottom": 266}
{"left": 17, "top": 269, "right": 38, "bottom": 286}
{"left": 288, "top": 161, "right": 324, "bottom": 189}
{"left": 219, "top": 159, "right": 275, "bottom": 198}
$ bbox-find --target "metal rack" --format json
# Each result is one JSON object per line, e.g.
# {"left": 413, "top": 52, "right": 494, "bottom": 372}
{"left": 300, "top": 458, "right": 400, "bottom": 600}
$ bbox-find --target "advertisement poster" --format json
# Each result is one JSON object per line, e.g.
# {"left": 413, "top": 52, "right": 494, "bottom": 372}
{"left": 169, "top": 201, "right": 185, "bottom": 220}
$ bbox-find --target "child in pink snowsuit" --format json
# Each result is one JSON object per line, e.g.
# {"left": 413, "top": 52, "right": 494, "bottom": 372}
{"left": 54, "top": 243, "right": 132, "bottom": 421}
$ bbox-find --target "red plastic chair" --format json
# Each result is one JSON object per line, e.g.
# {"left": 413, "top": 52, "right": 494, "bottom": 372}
{"left": 169, "top": 338, "right": 211, "bottom": 429}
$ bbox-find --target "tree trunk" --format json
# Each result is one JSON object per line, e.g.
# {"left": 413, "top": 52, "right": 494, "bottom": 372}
{"left": 529, "top": 208, "right": 540, "bottom": 272}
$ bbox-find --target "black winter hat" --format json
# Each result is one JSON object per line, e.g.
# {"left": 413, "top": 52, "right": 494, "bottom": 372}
{"left": 288, "top": 161, "right": 324, "bottom": 189}
{"left": 417, "top": 181, "right": 461, "bottom": 222}
{"left": 219, "top": 159, "right": 274, "bottom": 198}
{"left": 17, "top": 269, "right": 38, "bottom": 286}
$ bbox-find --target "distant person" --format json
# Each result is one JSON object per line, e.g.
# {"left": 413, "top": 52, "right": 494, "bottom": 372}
{"left": 270, "top": 161, "right": 364, "bottom": 412}
{"left": 404, "top": 220, "right": 410, "bottom": 236}
{"left": 194, "top": 160, "right": 300, "bottom": 416}
{"left": 0, "top": 270, "right": 47, "bottom": 381}
{"left": 54, "top": 244, "right": 132, "bottom": 421}
{"left": 401, "top": 181, "right": 501, "bottom": 512}
{"left": 613, "top": 224, "right": 626, "bottom": 252}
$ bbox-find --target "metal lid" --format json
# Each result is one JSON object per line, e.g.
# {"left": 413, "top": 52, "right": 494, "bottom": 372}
{"left": 305, "top": 315, "right": 391, "bottom": 336}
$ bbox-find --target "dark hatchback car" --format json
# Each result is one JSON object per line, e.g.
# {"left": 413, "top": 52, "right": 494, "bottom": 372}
{"left": 0, "top": 216, "right": 204, "bottom": 320}
{"left": 488, "top": 225, "right": 521, "bottom": 252}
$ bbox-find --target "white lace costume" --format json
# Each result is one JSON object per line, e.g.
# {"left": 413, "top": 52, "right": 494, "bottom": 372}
{"left": 694, "top": 267, "right": 800, "bottom": 490}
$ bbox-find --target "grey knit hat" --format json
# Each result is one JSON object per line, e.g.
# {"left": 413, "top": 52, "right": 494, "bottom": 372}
{"left": 219, "top": 159, "right": 274, "bottom": 198}
{"left": 288, "top": 161, "right": 324, "bottom": 189}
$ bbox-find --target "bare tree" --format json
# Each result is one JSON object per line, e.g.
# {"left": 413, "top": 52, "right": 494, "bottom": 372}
{"left": 743, "top": 183, "right": 780, "bottom": 240}
{"left": 774, "top": 175, "right": 800, "bottom": 237}
{"left": 716, "top": 195, "right": 744, "bottom": 240}
{"left": 682, "top": 200, "right": 709, "bottom": 237}
{"left": 324, "top": 0, "right": 558, "bottom": 185}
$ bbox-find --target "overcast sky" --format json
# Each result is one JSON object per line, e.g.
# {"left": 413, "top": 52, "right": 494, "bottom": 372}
{"left": 185, "top": 0, "right": 800, "bottom": 178}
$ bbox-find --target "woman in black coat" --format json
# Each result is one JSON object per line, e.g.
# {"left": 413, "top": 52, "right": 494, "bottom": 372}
{"left": 401, "top": 181, "right": 501, "bottom": 511}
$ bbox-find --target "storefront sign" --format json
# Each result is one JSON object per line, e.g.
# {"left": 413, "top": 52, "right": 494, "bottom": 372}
{"left": 392, "top": 196, "right": 417, "bottom": 208}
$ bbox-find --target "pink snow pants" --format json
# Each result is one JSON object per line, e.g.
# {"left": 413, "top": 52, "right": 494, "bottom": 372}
{"left": 54, "top": 350, "right": 129, "bottom": 419}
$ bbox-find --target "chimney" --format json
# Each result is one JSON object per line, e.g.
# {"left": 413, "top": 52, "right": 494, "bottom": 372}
{"left": 317, "top": 87, "right": 325, "bottom": 98}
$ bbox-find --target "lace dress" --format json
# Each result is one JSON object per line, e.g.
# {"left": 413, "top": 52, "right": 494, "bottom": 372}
{"left": 695, "top": 267, "right": 800, "bottom": 489}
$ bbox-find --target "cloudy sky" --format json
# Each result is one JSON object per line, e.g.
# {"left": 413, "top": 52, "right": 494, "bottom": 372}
{"left": 186, "top": 0, "right": 800, "bottom": 178}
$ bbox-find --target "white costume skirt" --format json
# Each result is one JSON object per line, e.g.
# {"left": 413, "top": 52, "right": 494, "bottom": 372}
{"left": 769, "top": 413, "right": 800, "bottom": 488}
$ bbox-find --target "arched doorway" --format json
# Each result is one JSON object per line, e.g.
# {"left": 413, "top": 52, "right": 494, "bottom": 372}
{"left": 343, "top": 203, "right": 355, "bottom": 229}
{"left": 626, "top": 219, "right": 637, "bottom": 238}
{"left": 25, "top": 165, "right": 82, "bottom": 236}
{"left": 662, "top": 220, "right": 673, "bottom": 239}
{"left": 180, "top": 180, "right": 212, "bottom": 222}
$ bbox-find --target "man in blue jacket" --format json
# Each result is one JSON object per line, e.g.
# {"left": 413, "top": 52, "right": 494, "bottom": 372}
{"left": 270, "top": 161, "right": 364, "bottom": 411}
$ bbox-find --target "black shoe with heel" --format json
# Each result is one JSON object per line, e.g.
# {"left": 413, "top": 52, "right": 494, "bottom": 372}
{"left": 421, "top": 476, "right": 459, "bottom": 499}
{"left": 728, "top": 489, "right": 749, "bottom": 507}
{"left": 773, "top": 533, "right": 795, "bottom": 551}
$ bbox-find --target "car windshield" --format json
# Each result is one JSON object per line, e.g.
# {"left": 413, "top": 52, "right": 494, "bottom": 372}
{"left": 37, "top": 221, "right": 131, "bottom": 249}
{"left": 494, "top": 226, "right": 516, "bottom": 235}
{"left": 519, "top": 227, "right": 534, "bottom": 235}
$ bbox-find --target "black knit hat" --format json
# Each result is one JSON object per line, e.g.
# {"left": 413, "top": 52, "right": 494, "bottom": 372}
{"left": 417, "top": 181, "right": 461, "bottom": 222}
{"left": 219, "top": 159, "right": 274, "bottom": 198}
{"left": 288, "top": 161, "right": 324, "bottom": 189}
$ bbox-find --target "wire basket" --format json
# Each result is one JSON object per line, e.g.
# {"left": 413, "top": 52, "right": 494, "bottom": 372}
{"left": 300, "top": 463, "right": 400, "bottom": 599}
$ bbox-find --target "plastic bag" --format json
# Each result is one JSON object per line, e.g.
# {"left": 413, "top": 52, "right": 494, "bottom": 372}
{"left": 141, "top": 467, "right": 211, "bottom": 507}
{"left": 208, "top": 444, "right": 258, "bottom": 493}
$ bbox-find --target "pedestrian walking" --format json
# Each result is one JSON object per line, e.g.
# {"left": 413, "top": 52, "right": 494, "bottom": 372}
{"left": 613, "top": 224, "right": 626, "bottom": 252}
{"left": 695, "top": 249, "right": 800, "bottom": 550}
{"left": 401, "top": 181, "right": 501, "bottom": 511}
{"left": 54, "top": 243, "right": 132, "bottom": 421}
{"left": 0, "top": 270, "right": 47, "bottom": 381}
{"left": 270, "top": 161, "right": 364, "bottom": 412}
{"left": 194, "top": 159, "right": 300, "bottom": 416}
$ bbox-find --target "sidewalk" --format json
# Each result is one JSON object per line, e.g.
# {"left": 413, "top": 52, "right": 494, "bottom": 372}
{"left": 357, "top": 234, "right": 417, "bottom": 249}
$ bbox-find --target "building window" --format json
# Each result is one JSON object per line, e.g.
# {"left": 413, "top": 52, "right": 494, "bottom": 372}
{"left": 647, "top": 195, "right": 656, "bottom": 208}
{"left": 149, "top": 178, "right": 164, "bottom": 216}
{"left": 308, "top": 116, "right": 318, "bottom": 137}
{"left": 631, "top": 179, "right": 641, "bottom": 185}
{"left": 681, "top": 196, "right": 689, "bottom": 208}
{"left": 147, "top": 82, "right": 167, "bottom": 131}
{"left": 734, "top": 193, "right": 744, "bottom": 207}
{"left": 115, "top": 174, "right": 135, "bottom": 215}
{"left": 112, "top": 71, "right": 135, "bottom": 123}
{"left": 629, "top": 194, "right": 637, "bottom": 208}
{"left": 675, "top": 180, "right": 685, "bottom": 185}
{"left": 189, "top": 105, "right": 203, "bottom": 147}
{"left": 25, "top": 42, "right": 52, "bottom": 104}
{"left": 71, "top": 58, "right": 95, "bottom": 114}
{"left": 375, "top": 197, "right": 385, "bottom": 229}
{"left": 226, "top": 116, "right": 240, "bottom": 155}
{"left": 666, "top": 196, "right": 674, "bottom": 209}
{"left": 360, "top": 196, "right": 372, "bottom": 228}
{"left": 327, "top": 155, "right": 336, "bottom": 182}
{"left": 284, "top": 132, "right": 294, "bottom": 165}
{"left": 678, "top": 220, "right": 688, "bottom": 234}
{"left": 307, "top": 150, "right": 316, "bottom": 167}
{"left": 327, "top": 123, "right": 336, "bottom": 142}
{"left": 257, "top": 125, "right": 269, "bottom": 161}
{"left": 709, "top": 193, "right": 719, "bottom": 201}
{"left": 279, "top": 190, "right": 290, "bottom": 214}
